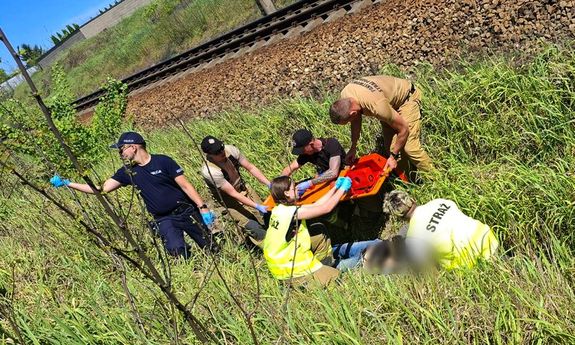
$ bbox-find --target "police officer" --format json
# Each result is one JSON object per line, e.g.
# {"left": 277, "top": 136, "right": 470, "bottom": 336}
{"left": 50, "top": 132, "right": 217, "bottom": 258}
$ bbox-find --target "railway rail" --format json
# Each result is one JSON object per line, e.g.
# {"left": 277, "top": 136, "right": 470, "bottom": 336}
{"left": 73, "top": 0, "right": 379, "bottom": 111}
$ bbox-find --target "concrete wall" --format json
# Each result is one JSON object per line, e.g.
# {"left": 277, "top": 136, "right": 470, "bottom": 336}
{"left": 80, "top": 0, "right": 153, "bottom": 39}
{"left": 0, "top": 67, "right": 38, "bottom": 93}
{"left": 38, "top": 31, "right": 86, "bottom": 69}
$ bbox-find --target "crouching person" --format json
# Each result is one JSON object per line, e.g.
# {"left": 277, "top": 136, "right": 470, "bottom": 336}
{"left": 263, "top": 176, "right": 353, "bottom": 287}
{"left": 377, "top": 191, "right": 499, "bottom": 271}
{"left": 50, "top": 132, "right": 218, "bottom": 259}
{"left": 201, "top": 136, "right": 271, "bottom": 247}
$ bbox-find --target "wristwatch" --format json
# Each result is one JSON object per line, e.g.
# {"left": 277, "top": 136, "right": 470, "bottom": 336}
{"left": 199, "top": 204, "right": 208, "bottom": 210}
{"left": 390, "top": 152, "right": 400, "bottom": 160}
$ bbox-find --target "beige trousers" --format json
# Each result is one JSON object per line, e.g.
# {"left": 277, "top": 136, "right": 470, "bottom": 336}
{"left": 215, "top": 185, "right": 266, "bottom": 247}
{"left": 380, "top": 88, "right": 434, "bottom": 174}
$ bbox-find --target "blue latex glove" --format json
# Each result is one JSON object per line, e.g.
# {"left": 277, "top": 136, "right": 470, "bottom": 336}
{"left": 335, "top": 176, "right": 346, "bottom": 189}
{"left": 296, "top": 180, "right": 313, "bottom": 197}
{"left": 201, "top": 210, "right": 216, "bottom": 227}
{"left": 255, "top": 204, "right": 268, "bottom": 214}
{"left": 337, "top": 177, "right": 352, "bottom": 192}
{"left": 50, "top": 174, "right": 70, "bottom": 188}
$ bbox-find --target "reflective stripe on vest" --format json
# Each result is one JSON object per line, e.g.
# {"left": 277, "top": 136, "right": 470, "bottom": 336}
{"left": 263, "top": 205, "right": 323, "bottom": 280}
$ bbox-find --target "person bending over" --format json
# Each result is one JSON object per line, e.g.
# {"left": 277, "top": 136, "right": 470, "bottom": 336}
{"left": 330, "top": 75, "right": 434, "bottom": 176}
{"left": 368, "top": 190, "right": 499, "bottom": 272}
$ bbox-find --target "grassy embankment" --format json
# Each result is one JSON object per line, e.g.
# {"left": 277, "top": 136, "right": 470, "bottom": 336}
{"left": 13, "top": 0, "right": 298, "bottom": 101}
{"left": 0, "top": 44, "right": 574, "bottom": 343}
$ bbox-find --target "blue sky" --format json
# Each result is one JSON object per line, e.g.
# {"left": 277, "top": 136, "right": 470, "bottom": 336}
{"left": 0, "top": 0, "right": 113, "bottom": 72}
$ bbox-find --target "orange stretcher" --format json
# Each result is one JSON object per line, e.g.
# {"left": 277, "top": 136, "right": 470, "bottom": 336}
{"left": 263, "top": 153, "right": 408, "bottom": 209}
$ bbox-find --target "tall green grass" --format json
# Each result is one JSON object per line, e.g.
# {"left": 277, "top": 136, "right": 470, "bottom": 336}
{"left": 1, "top": 44, "right": 574, "bottom": 343}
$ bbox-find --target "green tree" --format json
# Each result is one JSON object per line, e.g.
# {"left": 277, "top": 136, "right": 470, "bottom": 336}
{"left": 49, "top": 23, "right": 80, "bottom": 45}
{"left": 0, "top": 69, "right": 8, "bottom": 83}
{"left": 0, "top": 58, "right": 9, "bottom": 83}
{"left": 18, "top": 44, "right": 44, "bottom": 67}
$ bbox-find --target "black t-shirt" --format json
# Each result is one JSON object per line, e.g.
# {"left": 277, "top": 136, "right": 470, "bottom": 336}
{"left": 296, "top": 138, "right": 345, "bottom": 174}
{"left": 111, "top": 154, "right": 192, "bottom": 217}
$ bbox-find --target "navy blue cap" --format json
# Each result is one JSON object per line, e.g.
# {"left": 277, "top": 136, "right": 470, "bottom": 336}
{"left": 110, "top": 132, "right": 146, "bottom": 149}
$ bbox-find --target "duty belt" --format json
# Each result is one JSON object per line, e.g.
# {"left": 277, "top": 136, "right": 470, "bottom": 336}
{"left": 154, "top": 203, "right": 196, "bottom": 219}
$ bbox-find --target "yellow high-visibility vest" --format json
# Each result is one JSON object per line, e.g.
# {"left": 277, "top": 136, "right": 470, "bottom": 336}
{"left": 407, "top": 199, "right": 499, "bottom": 270}
{"left": 263, "top": 204, "right": 323, "bottom": 280}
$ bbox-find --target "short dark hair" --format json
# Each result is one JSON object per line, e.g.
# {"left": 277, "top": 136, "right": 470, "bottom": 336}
{"left": 270, "top": 176, "right": 293, "bottom": 204}
{"left": 329, "top": 98, "right": 353, "bottom": 124}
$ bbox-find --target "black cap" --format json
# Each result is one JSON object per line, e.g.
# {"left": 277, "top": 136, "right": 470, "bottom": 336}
{"left": 110, "top": 132, "right": 145, "bottom": 149}
{"left": 291, "top": 129, "right": 313, "bottom": 155}
{"left": 201, "top": 135, "right": 225, "bottom": 154}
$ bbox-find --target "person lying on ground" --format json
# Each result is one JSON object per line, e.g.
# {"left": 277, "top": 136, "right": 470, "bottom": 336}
{"left": 50, "top": 131, "right": 218, "bottom": 258}
{"left": 281, "top": 128, "right": 345, "bottom": 197}
{"left": 370, "top": 190, "right": 499, "bottom": 272}
{"left": 200, "top": 135, "right": 271, "bottom": 247}
{"left": 330, "top": 75, "right": 434, "bottom": 178}
{"left": 263, "top": 175, "right": 353, "bottom": 287}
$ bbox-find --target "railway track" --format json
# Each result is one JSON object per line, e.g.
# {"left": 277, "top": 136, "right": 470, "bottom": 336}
{"left": 73, "top": 0, "right": 380, "bottom": 111}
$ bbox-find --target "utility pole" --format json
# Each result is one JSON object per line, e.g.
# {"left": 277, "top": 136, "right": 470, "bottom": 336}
{"left": 255, "top": 0, "right": 277, "bottom": 15}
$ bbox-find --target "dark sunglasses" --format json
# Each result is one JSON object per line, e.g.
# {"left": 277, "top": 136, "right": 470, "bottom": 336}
{"left": 119, "top": 145, "right": 132, "bottom": 154}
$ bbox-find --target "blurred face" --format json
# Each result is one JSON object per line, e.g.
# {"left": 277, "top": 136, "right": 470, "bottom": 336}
{"left": 209, "top": 147, "right": 226, "bottom": 163}
{"left": 381, "top": 257, "right": 400, "bottom": 274}
{"left": 119, "top": 144, "right": 136, "bottom": 160}
{"left": 283, "top": 182, "right": 297, "bottom": 202}
{"left": 362, "top": 241, "right": 402, "bottom": 274}
{"left": 302, "top": 140, "right": 315, "bottom": 155}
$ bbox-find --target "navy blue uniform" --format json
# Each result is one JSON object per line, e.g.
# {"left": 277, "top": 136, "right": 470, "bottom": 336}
{"left": 112, "top": 154, "right": 209, "bottom": 257}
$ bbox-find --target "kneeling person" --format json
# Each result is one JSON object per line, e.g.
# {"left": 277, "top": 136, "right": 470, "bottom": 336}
{"left": 201, "top": 136, "right": 271, "bottom": 246}
{"left": 282, "top": 129, "right": 345, "bottom": 197}
{"left": 382, "top": 191, "right": 499, "bottom": 270}
{"left": 50, "top": 132, "right": 217, "bottom": 259}
{"left": 264, "top": 176, "right": 353, "bottom": 287}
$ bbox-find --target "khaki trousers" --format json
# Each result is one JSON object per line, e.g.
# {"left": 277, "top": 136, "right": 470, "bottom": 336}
{"left": 284, "top": 233, "right": 339, "bottom": 288}
{"left": 380, "top": 88, "right": 434, "bottom": 174}
{"left": 310, "top": 233, "right": 334, "bottom": 266}
{"left": 215, "top": 185, "right": 266, "bottom": 247}
{"left": 287, "top": 265, "right": 340, "bottom": 288}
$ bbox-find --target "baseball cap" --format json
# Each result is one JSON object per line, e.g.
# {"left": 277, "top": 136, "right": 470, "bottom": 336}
{"left": 201, "top": 135, "right": 224, "bottom": 154}
{"left": 382, "top": 190, "right": 415, "bottom": 217}
{"left": 291, "top": 129, "right": 313, "bottom": 155}
{"left": 110, "top": 132, "right": 146, "bottom": 149}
